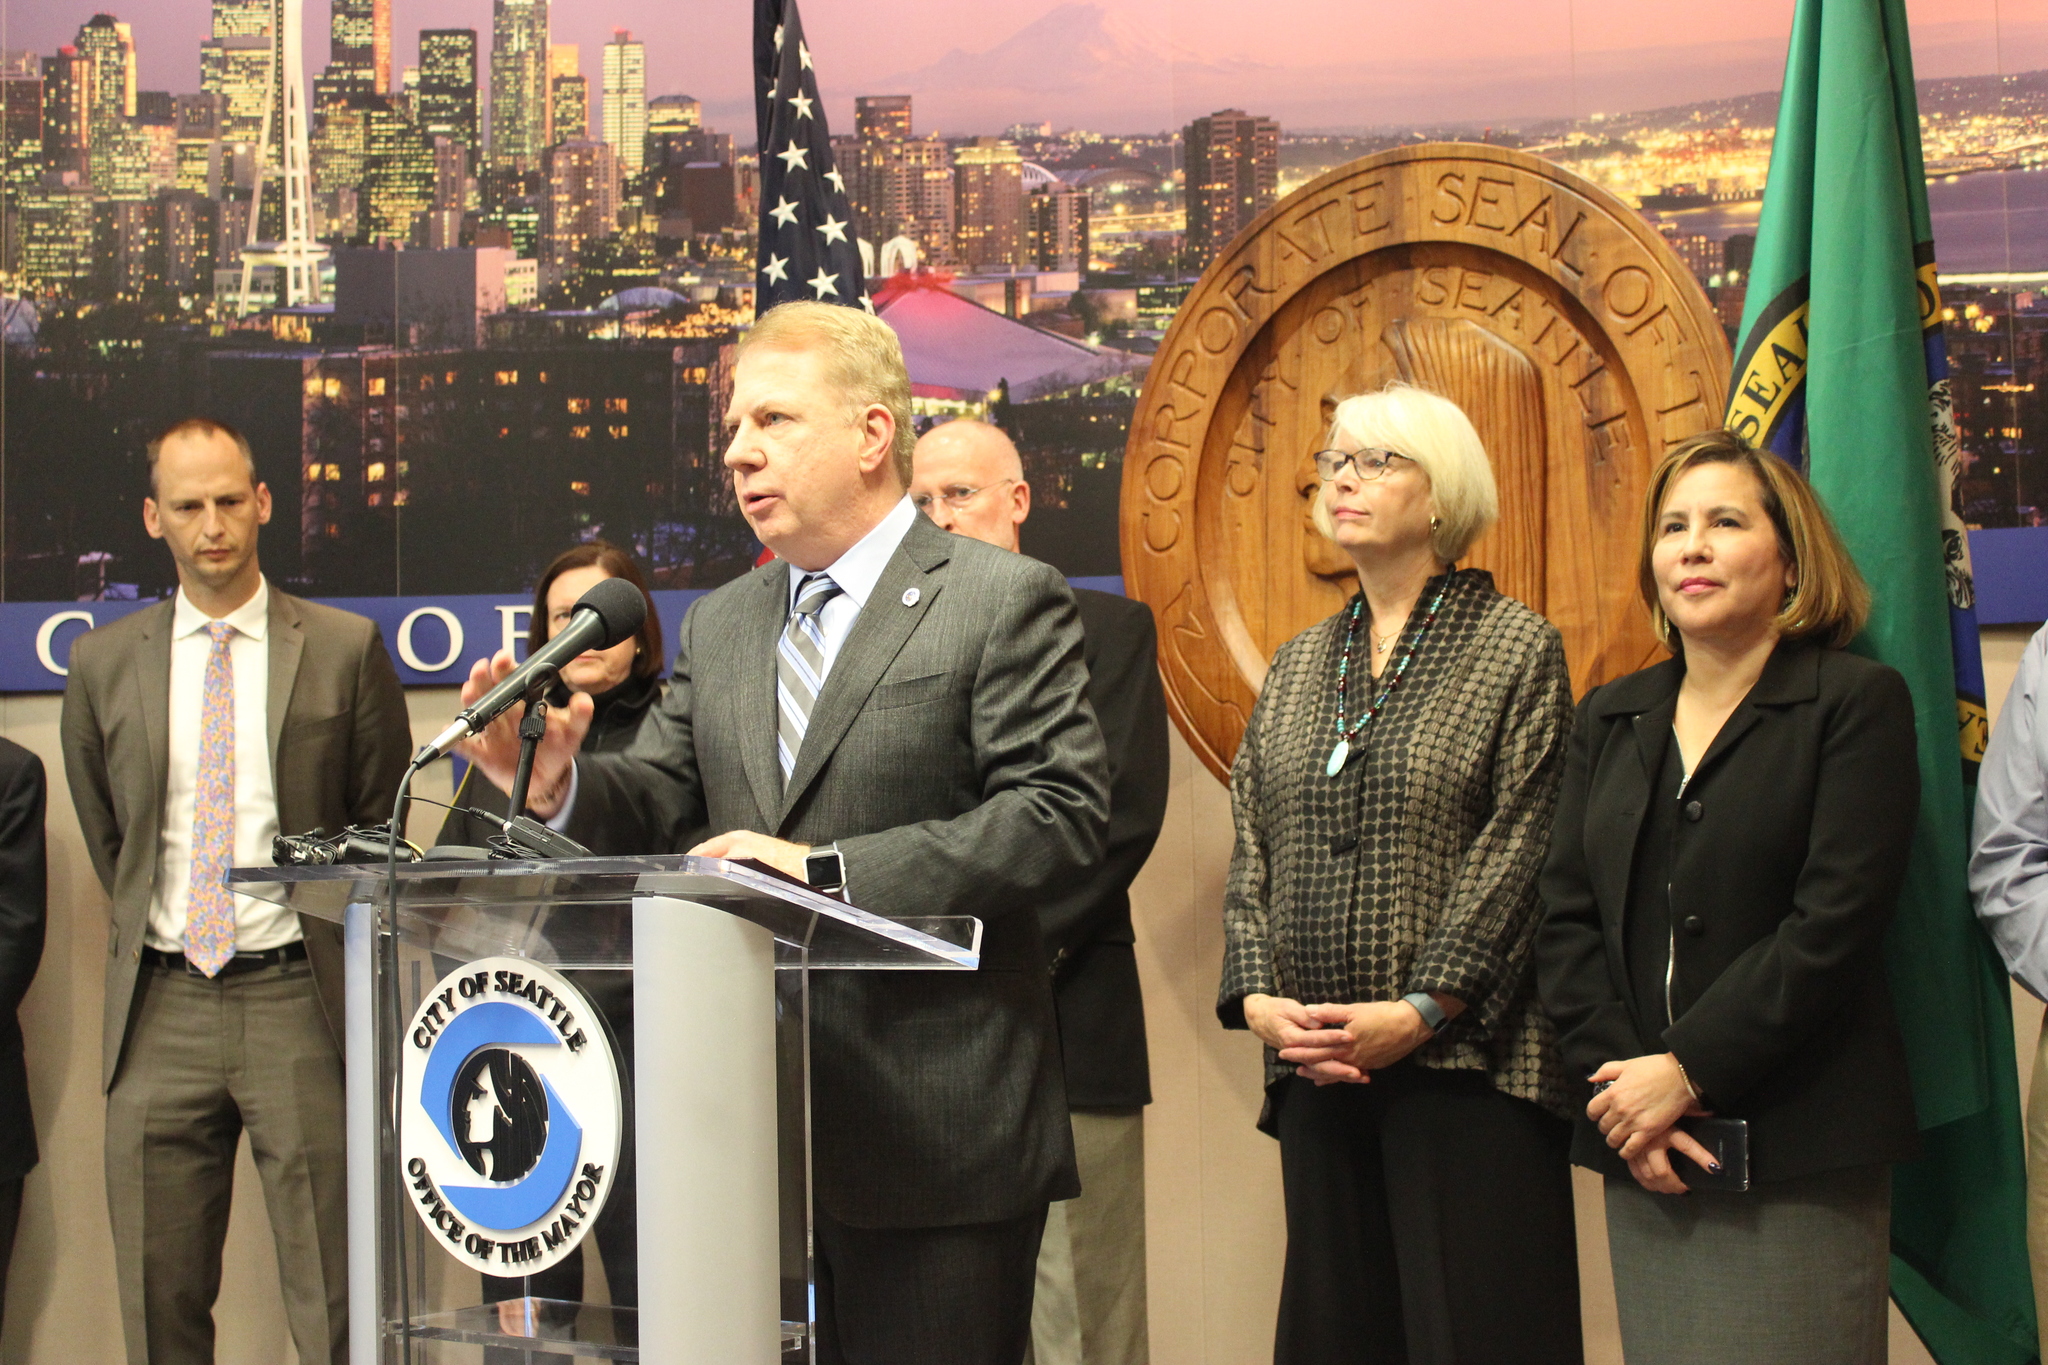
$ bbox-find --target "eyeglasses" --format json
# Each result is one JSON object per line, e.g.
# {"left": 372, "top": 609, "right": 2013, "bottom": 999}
{"left": 1312, "top": 448, "right": 1413, "bottom": 482}
{"left": 912, "top": 478, "right": 1016, "bottom": 512}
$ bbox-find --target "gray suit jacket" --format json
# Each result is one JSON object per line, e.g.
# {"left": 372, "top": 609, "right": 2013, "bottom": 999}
{"left": 60, "top": 588, "right": 414, "bottom": 1091}
{"left": 569, "top": 514, "right": 1111, "bottom": 1229}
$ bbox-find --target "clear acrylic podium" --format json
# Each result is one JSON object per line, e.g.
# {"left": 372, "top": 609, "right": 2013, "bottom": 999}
{"left": 231, "top": 856, "right": 982, "bottom": 1365}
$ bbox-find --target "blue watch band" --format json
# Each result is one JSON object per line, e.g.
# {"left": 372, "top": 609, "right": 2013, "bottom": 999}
{"left": 1402, "top": 991, "right": 1448, "bottom": 1035}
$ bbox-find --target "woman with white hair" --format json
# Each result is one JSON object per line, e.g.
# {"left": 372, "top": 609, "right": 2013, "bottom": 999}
{"left": 1219, "top": 383, "right": 1582, "bottom": 1363}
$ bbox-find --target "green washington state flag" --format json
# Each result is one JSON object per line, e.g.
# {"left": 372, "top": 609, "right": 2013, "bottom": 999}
{"left": 1727, "top": 0, "right": 2035, "bottom": 1359}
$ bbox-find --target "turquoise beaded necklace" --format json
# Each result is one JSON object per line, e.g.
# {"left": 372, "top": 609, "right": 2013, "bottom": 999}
{"left": 1327, "top": 576, "right": 1452, "bottom": 777}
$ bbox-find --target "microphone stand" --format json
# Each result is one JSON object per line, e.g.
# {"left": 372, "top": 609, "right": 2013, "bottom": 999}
{"left": 505, "top": 688, "right": 552, "bottom": 820}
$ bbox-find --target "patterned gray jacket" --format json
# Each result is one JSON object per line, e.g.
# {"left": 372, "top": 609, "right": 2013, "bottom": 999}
{"left": 1218, "top": 568, "right": 1577, "bottom": 1119}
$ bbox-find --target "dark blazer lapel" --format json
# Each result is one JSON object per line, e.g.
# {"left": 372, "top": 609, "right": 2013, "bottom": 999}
{"left": 266, "top": 588, "right": 305, "bottom": 798}
{"left": 133, "top": 601, "right": 175, "bottom": 811}
{"left": 1687, "top": 640, "right": 1822, "bottom": 787}
{"left": 1583, "top": 666, "right": 1679, "bottom": 1030}
{"left": 737, "top": 562, "right": 790, "bottom": 828}
{"left": 777, "top": 522, "right": 951, "bottom": 827}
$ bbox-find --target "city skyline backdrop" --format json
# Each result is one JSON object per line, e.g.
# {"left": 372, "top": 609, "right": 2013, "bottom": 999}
{"left": 11, "top": 0, "right": 2048, "bottom": 136}
{"left": 3, "top": 0, "right": 2047, "bottom": 656}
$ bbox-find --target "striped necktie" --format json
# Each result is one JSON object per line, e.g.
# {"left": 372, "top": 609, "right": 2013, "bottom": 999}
{"left": 185, "top": 620, "right": 238, "bottom": 976}
{"left": 777, "top": 572, "right": 843, "bottom": 783}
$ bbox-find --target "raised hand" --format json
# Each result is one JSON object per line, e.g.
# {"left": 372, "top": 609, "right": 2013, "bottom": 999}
{"left": 452, "top": 650, "right": 593, "bottom": 819}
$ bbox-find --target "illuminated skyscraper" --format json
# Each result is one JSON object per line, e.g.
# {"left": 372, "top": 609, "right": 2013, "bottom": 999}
{"left": 2, "top": 71, "right": 41, "bottom": 192}
{"left": 601, "top": 31, "right": 646, "bottom": 177}
{"left": 541, "top": 137, "right": 616, "bottom": 265}
{"left": 76, "top": 14, "right": 135, "bottom": 191}
{"left": 1028, "top": 184, "right": 1089, "bottom": 272}
{"left": 41, "top": 48, "right": 91, "bottom": 179}
{"left": 20, "top": 183, "right": 95, "bottom": 289}
{"left": 854, "top": 96, "right": 911, "bottom": 143}
{"left": 160, "top": 187, "right": 219, "bottom": 292}
{"left": 489, "top": 0, "right": 548, "bottom": 173}
{"left": 952, "top": 138, "right": 1025, "bottom": 269}
{"left": 201, "top": 35, "right": 271, "bottom": 142}
{"left": 175, "top": 92, "right": 225, "bottom": 194}
{"left": 1183, "top": 107, "right": 1277, "bottom": 268}
{"left": 546, "top": 43, "right": 578, "bottom": 141}
{"left": 551, "top": 74, "right": 588, "bottom": 144}
{"left": 310, "top": 92, "right": 371, "bottom": 203}
{"left": 211, "top": 0, "right": 271, "bottom": 39}
{"left": 647, "top": 94, "right": 699, "bottom": 136}
{"left": 1, "top": 70, "right": 42, "bottom": 272}
{"left": 329, "top": 0, "right": 390, "bottom": 93}
{"left": 417, "top": 29, "right": 478, "bottom": 164}
{"left": 362, "top": 96, "right": 433, "bottom": 241}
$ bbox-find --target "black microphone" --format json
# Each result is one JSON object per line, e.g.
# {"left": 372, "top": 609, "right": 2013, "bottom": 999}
{"left": 413, "top": 575, "right": 647, "bottom": 766}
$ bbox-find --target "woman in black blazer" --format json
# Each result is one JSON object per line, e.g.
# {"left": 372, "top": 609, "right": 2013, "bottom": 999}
{"left": 1536, "top": 429, "right": 1920, "bottom": 1365}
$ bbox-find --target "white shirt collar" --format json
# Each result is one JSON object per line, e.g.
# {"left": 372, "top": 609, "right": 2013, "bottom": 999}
{"left": 172, "top": 576, "right": 271, "bottom": 642}
{"left": 788, "top": 496, "right": 917, "bottom": 611}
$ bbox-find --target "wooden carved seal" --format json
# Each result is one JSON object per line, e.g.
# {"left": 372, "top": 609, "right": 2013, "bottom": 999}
{"left": 1121, "top": 143, "right": 1732, "bottom": 783}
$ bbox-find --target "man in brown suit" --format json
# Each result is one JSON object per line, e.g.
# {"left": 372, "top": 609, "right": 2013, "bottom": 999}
{"left": 60, "top": 418, "right": 413, "bottom": 1365}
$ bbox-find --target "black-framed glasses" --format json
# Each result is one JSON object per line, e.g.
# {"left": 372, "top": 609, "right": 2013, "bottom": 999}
{"left": 912, "top": 478, "right": 1016, "bottom": 512}
{"left": 1312, "top": 448, "right": 1413, "bottom": 482}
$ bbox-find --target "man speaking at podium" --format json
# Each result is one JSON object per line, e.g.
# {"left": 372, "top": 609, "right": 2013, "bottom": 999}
{"left": 456, "top": 301, "right": 1110, "bottom": 1365}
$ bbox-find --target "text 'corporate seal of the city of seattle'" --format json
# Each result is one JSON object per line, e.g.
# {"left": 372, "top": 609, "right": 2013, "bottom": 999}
{"left": 1121, "top": 143, "right": 1733, "bottom": 782}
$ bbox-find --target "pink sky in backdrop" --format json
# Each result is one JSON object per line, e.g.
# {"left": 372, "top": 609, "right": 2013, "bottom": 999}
{"left": 3, "top": 0, "right": 2045, "bottom": 133}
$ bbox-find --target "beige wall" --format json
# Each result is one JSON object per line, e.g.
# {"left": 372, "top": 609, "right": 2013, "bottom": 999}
{"left": 0, "top": 625, "right": 2039, "bottom": 1364}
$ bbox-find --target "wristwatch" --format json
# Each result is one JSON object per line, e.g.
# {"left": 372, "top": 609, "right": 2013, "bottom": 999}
{"left": 803, "top": 842, "right": 846, "bottom": 895}
{"left": 1401, "top": 991, "right": 1449, "bottom": 1035}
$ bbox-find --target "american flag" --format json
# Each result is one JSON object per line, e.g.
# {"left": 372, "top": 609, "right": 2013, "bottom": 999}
{"left": 753, "top": 0, "right": 869, "bottom": 312}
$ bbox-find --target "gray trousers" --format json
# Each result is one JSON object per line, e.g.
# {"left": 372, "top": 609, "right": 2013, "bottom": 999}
{"left": 1605, "top": 1164, "right": 1891, "bottom": 1365}
{"left": 1027, "top": 1108, "right": 1148, "bottom": 1365}
{"left": 104, "top": 956, "right": 348, "bottom": 1365}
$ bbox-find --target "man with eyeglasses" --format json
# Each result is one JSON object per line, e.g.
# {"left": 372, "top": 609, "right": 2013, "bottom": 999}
{"left": 912, "top": 419, "right": 1170, "bottom": 1365}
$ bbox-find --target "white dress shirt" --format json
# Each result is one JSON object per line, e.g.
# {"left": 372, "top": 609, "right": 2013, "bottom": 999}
{"left": 147, "top": 578, "right": 296, "bottom": 954}
{"left": 1972, "top": 621, "right": 2048, "bottom": 999}
{"left": 787, "top": 494, "right": 919, "bottom": 675}
{"left": 549, "top": 496, "right": 921, "bottom": 831}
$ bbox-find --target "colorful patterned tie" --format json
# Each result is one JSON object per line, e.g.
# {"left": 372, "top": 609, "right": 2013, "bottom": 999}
{"left": 776, "top": 573, "right": 843, "bottom": 784}
{"left": 184, "top": 620, "right": 237, "bottom": 977}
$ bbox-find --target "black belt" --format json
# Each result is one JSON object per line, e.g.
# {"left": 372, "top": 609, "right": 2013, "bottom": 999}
{"left": 141, "top": 940, "right": 308, "bottom": 976}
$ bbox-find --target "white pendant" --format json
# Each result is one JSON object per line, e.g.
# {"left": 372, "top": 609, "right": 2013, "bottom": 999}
{"left": 1326, "top": 738, "right": 1351, "bottom": 777}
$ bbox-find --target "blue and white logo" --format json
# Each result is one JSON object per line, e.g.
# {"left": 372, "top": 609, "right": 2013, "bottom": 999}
{"left": 399, "top": 956, "right": 623, "bottom": 1276}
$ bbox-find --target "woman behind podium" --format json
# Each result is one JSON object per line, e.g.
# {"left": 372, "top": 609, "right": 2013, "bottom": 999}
{"left": 1218, "top": 383, "right": 1582, "bottom": 1364}
{"left": 1536, "top": 430, "right": 1920, "bottom": 1365}
{"left": 438, "top": 540, "right": 664, "bottom": 1334}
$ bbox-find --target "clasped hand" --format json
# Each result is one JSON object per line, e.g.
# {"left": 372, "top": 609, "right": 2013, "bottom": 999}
{"left": 1241, "top": 994, "right": 1434, "bottom": 1086}
{"left": 1586, "top": 1053, "right": 1717, "bottom": 1195}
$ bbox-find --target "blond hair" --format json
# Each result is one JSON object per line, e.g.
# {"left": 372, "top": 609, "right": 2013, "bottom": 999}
{"left": 1637, "top": 429, "right": 1870, "bottom": 650}
{"left": 739, "top": 301, "right": 914, "bottom": 484}
{"left": 1309, "top": 383, "right": 1500, "bottom": 562}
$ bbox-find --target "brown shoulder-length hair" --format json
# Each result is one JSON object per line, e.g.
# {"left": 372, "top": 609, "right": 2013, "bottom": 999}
{"left": 529, "top": 540, "right": 664, "bottom": 680}
{"left": 1637, "top": 429, "right": 1870, "bottom": 650}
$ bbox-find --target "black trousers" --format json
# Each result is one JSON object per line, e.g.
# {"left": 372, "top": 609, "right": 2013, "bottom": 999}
{"left": 1273, "top": 1067, "right": 1582, "bottom": 1365}
{"left": 814, "top": 1203, "right": 1047, "bottom": 1365}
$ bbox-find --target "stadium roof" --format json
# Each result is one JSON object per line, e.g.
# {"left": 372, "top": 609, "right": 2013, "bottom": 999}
{"left": 874, "top": 274, "right": 1148, "bottom": 402}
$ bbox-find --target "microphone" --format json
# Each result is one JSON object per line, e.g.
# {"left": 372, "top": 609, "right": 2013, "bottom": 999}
{"left": 413, "top": 575, "right": 648, "bottom": 766}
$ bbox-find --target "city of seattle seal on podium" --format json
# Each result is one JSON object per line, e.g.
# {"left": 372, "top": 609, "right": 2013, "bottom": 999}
{"left": 399, "top": 956, "right": 624, "bottom": 1276}
{"left": 1123, "top": 143, "right": 1732, "bottom": 782}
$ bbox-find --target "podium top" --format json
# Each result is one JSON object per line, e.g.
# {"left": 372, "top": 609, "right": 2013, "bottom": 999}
{"left": 229, "top": 856, "right": 980, "bottom": 970}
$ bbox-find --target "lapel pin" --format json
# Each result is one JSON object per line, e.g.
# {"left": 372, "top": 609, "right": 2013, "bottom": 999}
{"left": 901, "top": 588, "right": 921, "bottom": 607}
